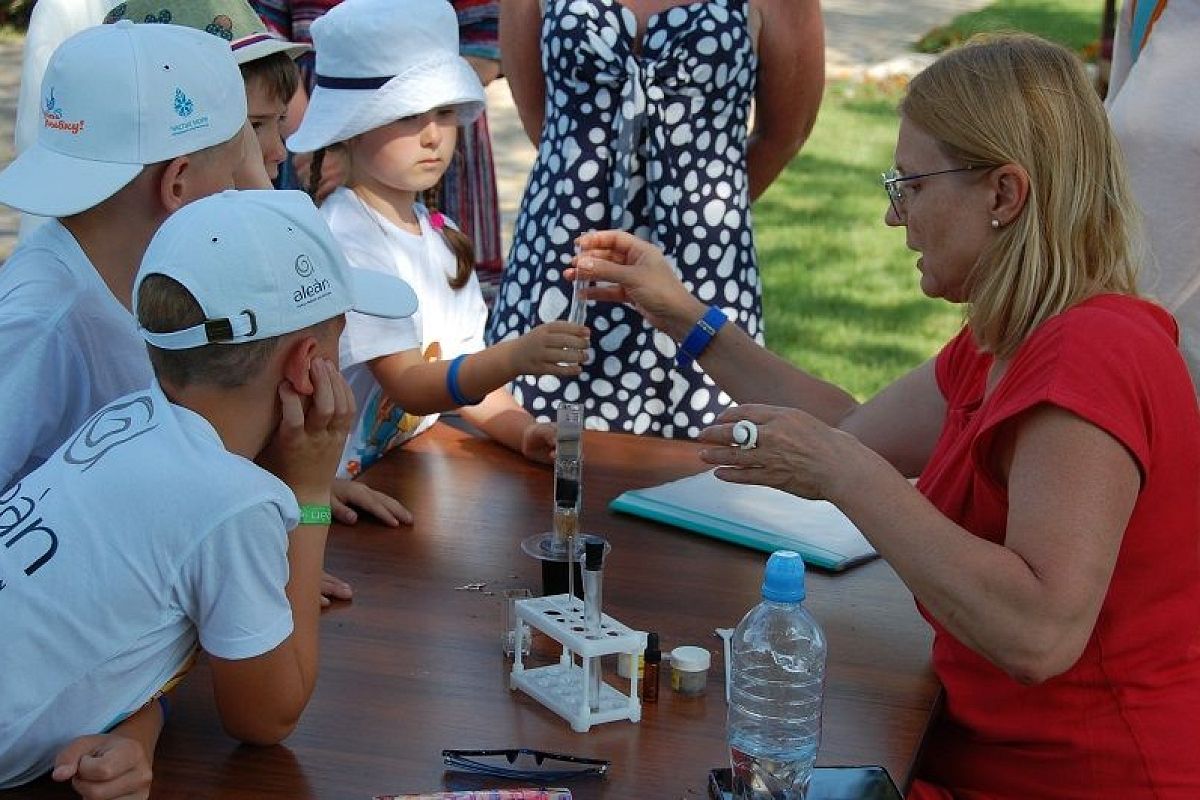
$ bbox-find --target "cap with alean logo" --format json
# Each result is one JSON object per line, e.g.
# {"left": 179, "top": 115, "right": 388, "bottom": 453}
{"left": 0, "top": 20, "right": 247, "bottom": 218}
{"left": 134, "top": 190, "right": 418, "bottom": 350}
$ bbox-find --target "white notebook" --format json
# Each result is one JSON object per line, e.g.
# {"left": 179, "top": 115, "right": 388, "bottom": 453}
{"left": 610, "top": 469, "right": 877, "bottom": 572}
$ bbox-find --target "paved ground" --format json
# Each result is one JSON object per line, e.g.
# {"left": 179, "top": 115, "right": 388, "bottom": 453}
{"left": 0, "top": 0, "right": 987, "bottom": 262}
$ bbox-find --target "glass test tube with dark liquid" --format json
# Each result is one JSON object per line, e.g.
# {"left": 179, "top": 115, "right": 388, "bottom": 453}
{"left": 549, "top": 403, "right": 584, "bottom": 600}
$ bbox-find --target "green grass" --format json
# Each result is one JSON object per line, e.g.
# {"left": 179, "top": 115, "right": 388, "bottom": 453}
{"left": 753, "top": 0, "right": 1100, "bottom": 400}
{"left": 915, "top": 0, "right": 1103, "bottom": 57}
{"left": 754, "top": 80, "right": 963, "bottom": 400}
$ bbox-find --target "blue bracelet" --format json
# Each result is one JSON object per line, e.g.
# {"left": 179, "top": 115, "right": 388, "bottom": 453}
{"left": 446, "top": 354, "right": 484, "bottom": 406}
{"left": 676, "top": 306, "right": 729, "bottom": 367}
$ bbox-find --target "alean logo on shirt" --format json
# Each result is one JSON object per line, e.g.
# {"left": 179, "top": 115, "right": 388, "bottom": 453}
{"left": 0, "top": 482, "right": 57, "bottom": 579}
{"left": 293, "top": 254, "right": 331, "bottom": 308}
{"left": 42, "top": 88, "right": 85, "bottom": 135}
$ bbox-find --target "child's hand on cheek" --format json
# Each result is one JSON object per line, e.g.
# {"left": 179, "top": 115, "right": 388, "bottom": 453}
{"left": 259, "top": 359, "right": 357, "bottom": 505}
{"left": 520, "top": 421, "right": 558, "bottom": 464}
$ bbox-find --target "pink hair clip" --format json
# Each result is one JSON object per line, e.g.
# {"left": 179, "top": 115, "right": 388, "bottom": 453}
{"left": 428, "top": 211, "right": 446, "bottom": 231}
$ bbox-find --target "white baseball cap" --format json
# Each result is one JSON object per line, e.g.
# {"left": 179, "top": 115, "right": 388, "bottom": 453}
{"left": 0, "top": 21, "right": 247, "bottom": 217}
{"left": 286, "top": 0, "right": 485, "bottom": 153}
{"left": 135, "top": 190, "right": 418, "bottom": 350}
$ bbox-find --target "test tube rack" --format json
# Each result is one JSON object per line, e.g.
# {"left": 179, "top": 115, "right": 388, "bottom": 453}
{"left": 510, "top": 593, "right": 646, "bottom": 732}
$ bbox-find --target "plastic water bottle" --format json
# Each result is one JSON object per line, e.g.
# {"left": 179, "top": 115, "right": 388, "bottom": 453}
{"left": 728, "top": 550, "right": 827, "bottom": 800}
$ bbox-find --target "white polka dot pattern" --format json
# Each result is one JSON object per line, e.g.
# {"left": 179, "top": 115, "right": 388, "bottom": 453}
{"left": 486, "top": 0, "right": 763, "bottom": 438}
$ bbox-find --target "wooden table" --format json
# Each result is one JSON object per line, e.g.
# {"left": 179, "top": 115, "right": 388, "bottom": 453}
{"left": 14, "top": 424, "right": 937, "bottom": 799}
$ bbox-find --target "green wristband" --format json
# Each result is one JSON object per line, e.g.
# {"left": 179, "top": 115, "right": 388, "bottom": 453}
{"left": 298, "top": 504, "right": 333, "bottom": 525}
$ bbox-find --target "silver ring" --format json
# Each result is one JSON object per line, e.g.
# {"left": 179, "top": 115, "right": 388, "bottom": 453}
{"left": 732, "top": 419, "right": 758, "bottom": 449}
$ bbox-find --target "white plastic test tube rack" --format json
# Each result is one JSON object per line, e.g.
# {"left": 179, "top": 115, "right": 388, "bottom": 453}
{"left": 510, "top": 593, "right": 646, "bottom": 732}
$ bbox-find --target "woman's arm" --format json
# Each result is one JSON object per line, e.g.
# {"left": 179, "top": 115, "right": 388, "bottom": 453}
{"left": 572, "top": 230, "right": 946, "bottom": 471}
{"left": 746, "top": 0, "right": 824, "bottom": 200}
{"left": 500, "top": 0, "right": 546, "bottom": 145}
{"left": 707, "top": 402, "right": 1138, "bottom": 684}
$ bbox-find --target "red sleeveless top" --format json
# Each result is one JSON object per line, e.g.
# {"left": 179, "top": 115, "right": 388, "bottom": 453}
{"left": 910, "top": 295, "right": 1200, "bottom": 799}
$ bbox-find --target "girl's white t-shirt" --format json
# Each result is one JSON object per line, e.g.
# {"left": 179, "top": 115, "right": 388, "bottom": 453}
{"left": 321, "top": 188, "right": 488, "bottom": 477}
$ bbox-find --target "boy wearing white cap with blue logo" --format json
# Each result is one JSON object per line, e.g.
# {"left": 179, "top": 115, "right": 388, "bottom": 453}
{"left": 0, "top": 21, "right": 248, "bottom": 491}
{"left": 0, "top": 190, "right": 417, "bottom": 795}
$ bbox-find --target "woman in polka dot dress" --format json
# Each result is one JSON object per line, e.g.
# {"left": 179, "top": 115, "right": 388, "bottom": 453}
{"left": 491, "top": 0, "right": 823, "bottom": 437}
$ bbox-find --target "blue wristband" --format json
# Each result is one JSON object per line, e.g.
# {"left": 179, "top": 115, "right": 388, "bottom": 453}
{"left": 676, "top": 306, "right": 729, "bottom": 367}
{"left": 157, "top": 694, "right": 171, "bottom": 721}
{"left": 446, "top": 354, "right": 484, "bottom": 406}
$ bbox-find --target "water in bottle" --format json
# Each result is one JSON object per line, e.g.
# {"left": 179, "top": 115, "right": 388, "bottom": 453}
{"left": 728, "top": 550, "right": 827, "bottom": 800}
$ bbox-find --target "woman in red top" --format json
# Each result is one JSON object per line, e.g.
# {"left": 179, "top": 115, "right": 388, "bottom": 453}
{"left": 571, "top": 33, "right": 1200, "bottom": 799}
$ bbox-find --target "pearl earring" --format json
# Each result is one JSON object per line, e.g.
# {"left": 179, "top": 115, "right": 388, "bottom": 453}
{"left": 990, "top": 219, "right": 1001, "bottom": 229}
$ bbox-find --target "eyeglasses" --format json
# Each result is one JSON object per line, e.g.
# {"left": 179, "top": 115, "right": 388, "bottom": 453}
{"left": 880, "top": 166, "right": 979, "bottom": 218}
{"left": 442, "top": 748, "right": 610, "bottom": 781}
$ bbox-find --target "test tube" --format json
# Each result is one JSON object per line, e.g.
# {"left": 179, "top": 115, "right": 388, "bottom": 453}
{"left": 554, "top": 403, "right": 584, "bottom": 604}
{"left": 584, "top": 540, "right": 605, "bottom": 711}
{"left": 568, "top": 272, "right": 589, "bottom": 327}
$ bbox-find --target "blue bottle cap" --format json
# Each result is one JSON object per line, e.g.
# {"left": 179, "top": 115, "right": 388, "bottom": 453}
{"left": 761, "top": 550, "right": 806, "bottom": 602}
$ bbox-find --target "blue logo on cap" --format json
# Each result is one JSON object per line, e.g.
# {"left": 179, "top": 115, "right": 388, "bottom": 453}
{"left": 41, "top": 87, "right": 85, "bottom": 135}
{"left": 173, "top": 88, "right": 194, "bottom": 118}
{"left": 43, "top": 88, "right": 62, "bottom": 119}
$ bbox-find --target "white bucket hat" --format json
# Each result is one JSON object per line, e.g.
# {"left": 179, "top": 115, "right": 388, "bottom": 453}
{"left": 0, "top": 21, "right": 247, "bottom": 218}
{"left": 103, "top": 0, "right": 310, "bottom": 65}
{"left": 286, "top": 0, "right": 485, "bottom": 154}
{"left": 135, "top": 190, "right": 418, "bottom": 350}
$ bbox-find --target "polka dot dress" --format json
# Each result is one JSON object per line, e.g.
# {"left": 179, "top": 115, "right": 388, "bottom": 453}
{"left": 486, "top": 0, "right": 762, "bottom": 439}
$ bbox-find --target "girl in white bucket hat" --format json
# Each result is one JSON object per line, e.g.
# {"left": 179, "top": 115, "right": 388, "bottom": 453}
{"left": 286, "top": 0, "right": 590, "bottom": 478}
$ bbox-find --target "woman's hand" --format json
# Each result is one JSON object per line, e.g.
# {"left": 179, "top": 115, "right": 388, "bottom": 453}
{"left": 697, "top": 404, "right": 872, "bottom": 503}
{"left": 570, "top": 230, "right": 708, "bottom": 341}
{"left": 510, "top": 321, "right": 590, "bottom": 376}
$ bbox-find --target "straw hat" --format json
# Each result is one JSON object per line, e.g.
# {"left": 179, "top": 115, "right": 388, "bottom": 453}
{"left": 103, "top": 0, "right": 310, "bottom": 65}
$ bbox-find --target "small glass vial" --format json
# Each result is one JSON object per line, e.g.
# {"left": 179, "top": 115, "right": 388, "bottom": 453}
{"left": 670, "top": 645, "right": 711, "bottom": 697}
{"left": 641, "top": 632, "right": 661, "bottom": 703}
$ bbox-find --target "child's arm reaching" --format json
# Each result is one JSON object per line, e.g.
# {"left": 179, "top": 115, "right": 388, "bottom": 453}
{"left": 367, "top": 320, "right": 589, "bottom": 416}
{"left": 460, "top": 389, "right": 557, "bottom": 464}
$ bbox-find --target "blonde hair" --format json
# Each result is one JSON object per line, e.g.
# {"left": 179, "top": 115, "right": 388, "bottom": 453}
{"left": 900, "top": 33, "right": 1140, "bottom": 358}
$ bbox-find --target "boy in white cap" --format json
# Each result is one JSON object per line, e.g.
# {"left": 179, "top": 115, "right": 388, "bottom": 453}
{"left": 103, "top": 0, "right": 310, "bottom": 187}
{"left": 0, "top": 21, "right": 248, "bottom": 490}
{"left": 0, "top": 190, "right": 417, "bottom": 795}
{"left": 0, "top": 20, "right": 402, "bottom": 591}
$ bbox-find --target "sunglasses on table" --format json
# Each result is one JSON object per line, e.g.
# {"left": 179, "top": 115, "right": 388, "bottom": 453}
{"left": 442, "top": 748, "right": 610, "bottom": 782}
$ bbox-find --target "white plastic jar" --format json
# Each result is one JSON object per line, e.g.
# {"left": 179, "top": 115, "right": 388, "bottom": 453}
{"left": 670, "top": 645, "right": 712, "bottom": 696}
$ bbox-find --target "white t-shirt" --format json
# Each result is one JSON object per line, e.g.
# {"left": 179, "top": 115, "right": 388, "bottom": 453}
{"left": 321, "top": 188, "right": 488, "bottom": 477}
{"left": 0, "top": 383, "right": 298, "bottom": 788}
{"left": 0, "top": 220, "right": 154, "bottom": 488}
